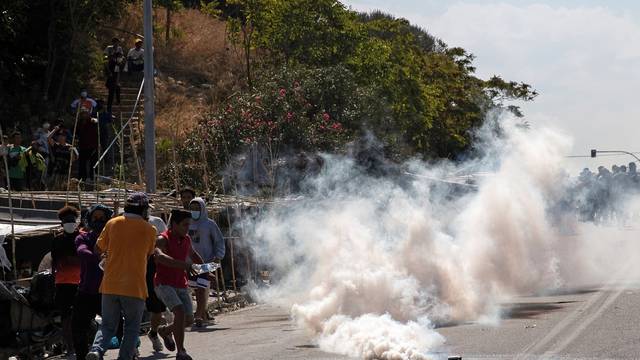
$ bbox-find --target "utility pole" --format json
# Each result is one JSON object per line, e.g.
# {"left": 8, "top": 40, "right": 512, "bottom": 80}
{"left": 143, "top": 0, "right": 157, "bottom": 193}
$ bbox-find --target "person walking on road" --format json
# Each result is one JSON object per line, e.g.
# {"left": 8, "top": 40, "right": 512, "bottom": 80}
{"left": 86, "top": 193, "right": 156, "bottom": 360}
{"left": 145, "top": 212, "right": 169, "bottom": 352}
{"left": 154, "top": 209, "right": 204, "bottom": 360}
{"left": 73, "top": 204, "right": 113, "bottom": 360}
{"left": 188, "top": 197, "right": 225, "bottom": 327}
{"left": 51, "top": 206, "right": 82, "bottom": 355}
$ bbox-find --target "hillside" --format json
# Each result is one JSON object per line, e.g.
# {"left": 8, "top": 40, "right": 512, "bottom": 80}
{"left": 0, "top": 0, "right": 537, "bottom": 193}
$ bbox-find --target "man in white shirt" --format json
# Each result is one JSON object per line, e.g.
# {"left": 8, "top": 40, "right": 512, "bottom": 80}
{"left": 127, "top": 39, "right": 145, "bottom": 73}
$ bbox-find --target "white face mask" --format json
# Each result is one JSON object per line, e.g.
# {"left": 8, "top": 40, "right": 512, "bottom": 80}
{"left": 42, "top": 123, "right": 50, "bottom": 130}
{"left": 63, "top": 222, "right": 77, "bottom": 234}
{"left": 191, "top": 211, "right": 201, "bottom": 220}
{"left": 80, "top": 91, "right": 88, "bottom": 98}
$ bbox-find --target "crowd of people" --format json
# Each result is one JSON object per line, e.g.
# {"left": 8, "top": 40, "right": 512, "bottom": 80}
{"left": 570, "top": 162, "right": 640, "bottom": 223}
{"left": 48, "top": 187, "right": 226, "bottom": 360}
{"left": 1, "top": 37, "right": 146, "bottom": 191}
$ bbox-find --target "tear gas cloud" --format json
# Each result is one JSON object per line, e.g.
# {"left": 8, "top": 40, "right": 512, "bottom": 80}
{"left": 242, "top": 118, "right": 640, "bottom": 359}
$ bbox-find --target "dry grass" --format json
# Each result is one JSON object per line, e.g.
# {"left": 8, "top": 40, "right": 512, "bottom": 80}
{"left": 154, "top": 90, "right": 205, "bottom": 139}
{"left": 103, "top": 4, "right": 246, "bottom": 133}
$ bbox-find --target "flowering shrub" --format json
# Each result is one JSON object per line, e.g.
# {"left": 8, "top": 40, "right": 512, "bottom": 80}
{"left": 164, "top": 65, "right": 373, "bottom": 190}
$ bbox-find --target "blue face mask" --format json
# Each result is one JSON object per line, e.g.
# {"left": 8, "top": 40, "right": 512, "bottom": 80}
{"left": 191, "top": 211, "right": 201, "bottom": 220}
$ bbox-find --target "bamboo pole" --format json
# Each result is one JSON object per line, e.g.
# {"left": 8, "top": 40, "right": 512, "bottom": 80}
{"left": 221, "top": 179, "right": 237, "bottom": 291}
{"left": 120, "top": 112, "right": 126, "bottom": 211}
{"left": 213, "top": 268, "right": 223, "bottom": 312}
{"left": 129, "top": 121, "right": 143, "bottom": 185}
{"left": 0, "top": 126, "right": 17, "bottom": 278}
{"left": 96, "top": 112, "right": 101, "bottom": 202}
{"left": 65, "top": 105, "right": 82, "bottom": 205}
{"left": 200, "top": 141, "right": 211, "bottom": 196}
{"left": 171, "top": 119, "right": 180, "bottom": 199}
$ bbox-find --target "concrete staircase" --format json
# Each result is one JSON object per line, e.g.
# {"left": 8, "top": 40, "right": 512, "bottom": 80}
{"left": 89, "top": 73, "right": 146, "bottom": 185}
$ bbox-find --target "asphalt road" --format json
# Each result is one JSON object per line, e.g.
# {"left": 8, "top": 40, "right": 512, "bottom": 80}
{"left": 439, "top": 285, "right": 640, "bottom": 359}
{"left": 103, "top": 304, "right": 350, "bottom": 360}
{"left": 97, "top": 285, "right": 640, "bottom": 360}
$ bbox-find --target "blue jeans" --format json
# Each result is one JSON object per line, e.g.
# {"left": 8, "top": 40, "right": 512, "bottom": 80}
{"left": 90, "top": 294, "right": 145, "bottom": 360}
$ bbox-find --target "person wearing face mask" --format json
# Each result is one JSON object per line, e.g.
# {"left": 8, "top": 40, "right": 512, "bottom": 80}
{"left": 86, "top": 193, "right": 157, "bottom": 360}
{"left": 72, "top": 204, "right": 113, "bottom": 360}
{"left": 187, "top": 197, "right": 225, "bottom": 327}
{"left": 51, "top": 205, "right": 82, "bottom": 355}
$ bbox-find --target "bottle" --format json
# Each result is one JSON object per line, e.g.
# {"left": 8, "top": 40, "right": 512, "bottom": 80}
{"left": 191, "top": 262, "right": 220, "bottom": 275}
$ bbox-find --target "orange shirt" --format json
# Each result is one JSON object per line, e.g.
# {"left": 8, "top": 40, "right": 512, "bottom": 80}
{"left": 97, "top": 215, "right": 156, "bottom": 299}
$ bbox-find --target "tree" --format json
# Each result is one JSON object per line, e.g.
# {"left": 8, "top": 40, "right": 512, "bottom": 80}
{"left": 158, "top": 0, "right": 183, "bottom": 44}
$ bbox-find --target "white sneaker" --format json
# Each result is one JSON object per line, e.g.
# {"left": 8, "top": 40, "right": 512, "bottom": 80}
{"left": 86, "top": 351, "right": 101, "bottom": 360}
{"left": 148, "top": 332, "right": 164, "bottom": 352}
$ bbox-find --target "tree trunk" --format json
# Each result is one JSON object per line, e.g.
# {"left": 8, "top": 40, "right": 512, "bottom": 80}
{"left": 53, "top": 45, "right": 73, "bottom": 107}
{"left": 54, "top": 30, "right": 76, "bottom": 108}
{"left": 43, "top": 0, "right": 59, "bottom": 101}
{"left": 243, "top": 25, "right": 252, "bottom": 87}
{"left": 166, "top": 7, "right": 172, "bottom": 44}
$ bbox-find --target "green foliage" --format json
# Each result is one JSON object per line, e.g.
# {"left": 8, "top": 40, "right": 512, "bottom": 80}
{"left": 0, "top": 0, "right": 127, "bottom": 130}
{"left": 157, "top": 0, "right": 540, "bottom": 191}
{"left": 167, "top": 65, "right": 361, "bottom": 190}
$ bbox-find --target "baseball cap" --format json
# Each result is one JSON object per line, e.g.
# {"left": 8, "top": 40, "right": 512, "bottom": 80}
{"left": 126, "top": 192, "right": 149, "bottom": 207}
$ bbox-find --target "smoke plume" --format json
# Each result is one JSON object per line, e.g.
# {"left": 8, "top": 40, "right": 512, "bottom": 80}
{"left": 244, "top": 119, "right": 640, "bottom": 359}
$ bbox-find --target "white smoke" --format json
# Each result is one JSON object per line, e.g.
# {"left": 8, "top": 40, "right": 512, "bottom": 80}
{"left": 244, "top": 119, "right": 640, "bottom": 359}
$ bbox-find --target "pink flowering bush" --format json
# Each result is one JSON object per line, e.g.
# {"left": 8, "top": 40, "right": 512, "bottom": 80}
{"left": 167, "top": 66, "right": 375, "bottom": 190}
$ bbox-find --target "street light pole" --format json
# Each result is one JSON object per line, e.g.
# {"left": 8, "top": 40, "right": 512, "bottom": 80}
{"left": 590, "top": 149, "right": 640, "bottom": 163}
{"left": 143, "top": 0, "right": 156, "bottom": 193}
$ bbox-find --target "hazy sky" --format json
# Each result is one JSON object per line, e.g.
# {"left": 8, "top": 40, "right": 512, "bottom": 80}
{"left": 344, "top": 0, "right": 640, "bottom": 170}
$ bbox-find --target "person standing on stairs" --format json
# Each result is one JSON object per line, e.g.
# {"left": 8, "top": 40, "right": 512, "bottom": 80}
{"left": 105, "top": 51, "right": 124, "bottom": 113}
{"left": 96, "top": 100, "right": 115, "bottom": 177}
{"left": 71, "top": 90, "right": 98, "bottom": 120}
{"left": 76, "top": 112, "right": 99, "bottom": 182}
{"left": 104, "top": 37, "right": 124, "bottom": 61}
{"left": 127, "top": 39, "right": 145, "bottom": 73}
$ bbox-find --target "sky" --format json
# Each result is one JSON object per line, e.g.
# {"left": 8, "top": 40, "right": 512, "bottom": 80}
{"left": 343, "top": 0, "right": 640, "bottom": 171}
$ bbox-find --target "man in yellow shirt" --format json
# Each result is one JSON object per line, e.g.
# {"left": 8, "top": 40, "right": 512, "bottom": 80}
{"left": 87, "top": 192, "right": 157, "bottom": 360}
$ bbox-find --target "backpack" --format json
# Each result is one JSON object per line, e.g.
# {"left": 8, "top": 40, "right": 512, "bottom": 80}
{"left": 27, "top": 271, "right": 56, "bottom": 313}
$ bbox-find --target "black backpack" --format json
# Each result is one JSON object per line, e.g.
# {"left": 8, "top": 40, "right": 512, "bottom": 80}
{"left": 28, "top": 271, "right": 56, "bottom": 313}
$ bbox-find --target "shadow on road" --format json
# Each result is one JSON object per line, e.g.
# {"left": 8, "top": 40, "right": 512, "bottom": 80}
{"left": 504, "top": 301, "right": 577, "bottom": 319}
{"left": 140, "top": 353, "right": 173, "bottom": 359}
{"left": 190, "top": 327, "right": 231, "bottom": 333}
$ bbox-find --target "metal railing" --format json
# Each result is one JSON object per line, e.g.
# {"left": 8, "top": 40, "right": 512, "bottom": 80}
{"left": 92, "top": 78, "right": 145, "bottom": 177}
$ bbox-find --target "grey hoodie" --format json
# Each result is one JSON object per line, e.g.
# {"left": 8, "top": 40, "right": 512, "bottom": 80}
{"left": 189, "top": 197, "right": 225, "bottom": 262}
